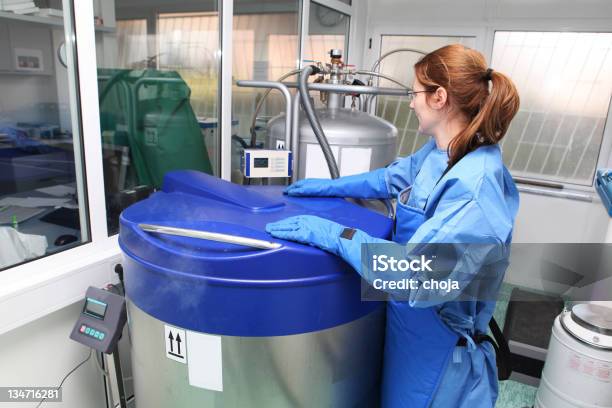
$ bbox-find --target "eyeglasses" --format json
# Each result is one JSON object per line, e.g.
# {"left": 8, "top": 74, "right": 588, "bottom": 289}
{"left": 406, "top": 90, "right": 434, "bottom": 103}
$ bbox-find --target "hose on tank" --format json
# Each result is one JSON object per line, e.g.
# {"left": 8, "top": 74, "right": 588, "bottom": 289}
{"left": 298, "top": 65, "right": 340, "bottom": 179}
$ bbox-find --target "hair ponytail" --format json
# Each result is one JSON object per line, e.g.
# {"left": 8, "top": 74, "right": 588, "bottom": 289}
{"left": 414, "top": 45, "right": 520, "bottom": 166}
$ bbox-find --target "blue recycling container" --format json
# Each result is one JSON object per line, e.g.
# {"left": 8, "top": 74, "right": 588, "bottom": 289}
{"left": 119, "top": 170, "right": 392, "bottom": 407}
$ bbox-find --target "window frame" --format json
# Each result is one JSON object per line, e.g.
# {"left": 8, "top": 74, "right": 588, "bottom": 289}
{"left": 487, "top": 28, "right": 612, "bottom": 193}
{"left": 486, "top": 21, "right": 612, "bottom": 194}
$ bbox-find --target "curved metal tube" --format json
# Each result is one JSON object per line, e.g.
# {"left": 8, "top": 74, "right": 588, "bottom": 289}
{"left": 247, "top": 69, "right": 301, "bottom": 147}
{"left": 354, "top": 70, "right": 410, "bottom": 90}
{"left": 364, "top": 48, "right": 427, "bottom": 113}
{"left": 298, "top": 65, "right": 340, "bottom": 179}
{"left": 370, "top": 47, "right": 428, "bottom": 73}
{"left": 355, "top": 70, "right": 411, "bottom": 113}
{"left": 236, "top": 80, "right": 292, "bottom": 150}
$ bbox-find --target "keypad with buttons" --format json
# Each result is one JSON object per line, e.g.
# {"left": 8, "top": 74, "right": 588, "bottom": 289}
{"left": 79, "top": 325, "right": 105, "bottom": 341}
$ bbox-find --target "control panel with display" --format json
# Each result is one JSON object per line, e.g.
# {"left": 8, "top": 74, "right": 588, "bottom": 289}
{"left": 69, "top": 286, "right": 127, "bottom": 353}
{"left": 243, "top": 149, "right": 292, "bottom": 178}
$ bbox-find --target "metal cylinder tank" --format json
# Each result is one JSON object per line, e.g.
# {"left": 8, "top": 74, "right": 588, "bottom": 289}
{"left": 119, "top": 170, "right": 391, "bottom": 407}
{"left": 535, "top": 304, "right": 612, "bottom": 408}
{"left": 267, "top": 107, "right": 398, "bottom": 180}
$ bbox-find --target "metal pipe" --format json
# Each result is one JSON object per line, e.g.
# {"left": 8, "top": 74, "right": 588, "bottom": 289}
{"left": 354, "top": 70, "right": 410, "bottom": 90}
{"left": 515, "top": 186, "right": 593, "bottom": 202}
{"left": 364, "top": 48, "right": 427, "bottom": 113}
{"left": 139, "top": 223, "right": 282, "bottom": 250}
{"left": 298, "top": 66, "right": 340, "bottom": 179}
{"left": 237, "top": 80, "right": 292, "bottom": 151}
{"left": 112, "top": 348, "right": 128, "bottom": 408}
{"left": 290, "top": 92, "right": 301, "bottom": 183}
{"left": 245, "top": 69, "right": 301, "bottom": 147}
{"left": 370, "top": 47, "right": 427, "bottom": 74}
{"left": 282, "top": 82, "right": 410, "bottom": 96}
{"left": 356, "top": 71, "right": 412, "bottom": 113}
{"left": 513, "top": 177, "right": 564, "bottom": 190}
{"left": 321, "top": 71, "right": 409, "bottom": 112}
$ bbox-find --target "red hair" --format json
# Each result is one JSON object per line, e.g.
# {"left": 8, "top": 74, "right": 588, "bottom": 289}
{"left": 414, "top": 44, "right": 520, "bottom": 166}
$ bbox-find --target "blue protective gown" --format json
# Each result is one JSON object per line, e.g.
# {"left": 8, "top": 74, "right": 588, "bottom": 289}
{"left": 268, "top": 138, "right": 519, "bottom": 407}
{"left": 391, "top": 141, "right": 518, "bottom": 408}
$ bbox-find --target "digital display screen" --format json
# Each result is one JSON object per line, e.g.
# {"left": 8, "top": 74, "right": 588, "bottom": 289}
{"left": 254, "top": 158, "right": 269, "bottom": 168}
{"left": 84, "top": 298, "right": 107, "bottom": 320}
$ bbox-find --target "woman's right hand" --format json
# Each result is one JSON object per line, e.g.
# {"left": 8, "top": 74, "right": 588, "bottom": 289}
{"left": 284, "top": 178, "right": 334, "bottom": 196}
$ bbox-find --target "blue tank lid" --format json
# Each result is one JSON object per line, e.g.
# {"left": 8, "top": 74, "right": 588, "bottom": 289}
{"left": 120, "top": 170, "right": 392, "bottom": 336}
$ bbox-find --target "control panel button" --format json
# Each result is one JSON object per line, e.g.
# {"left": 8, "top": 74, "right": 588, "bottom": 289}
{"left": 85, "top": 328, "right": 91, "bottom": 335}
{"left": 80, "top": 325, "right": 86, "bottom": 333}
{"left": 99, "top": 332, "right": 105, "bottom": 340}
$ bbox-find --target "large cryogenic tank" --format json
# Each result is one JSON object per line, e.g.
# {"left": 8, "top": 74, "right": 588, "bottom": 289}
{"left": 267, "top": 107, "right": 398, "bottom": 180}
{"left": 119, "top": 170, "right": 391, "bottom": 407}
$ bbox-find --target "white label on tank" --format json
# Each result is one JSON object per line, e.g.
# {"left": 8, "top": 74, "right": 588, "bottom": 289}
{"left": 305, "top": 144, "right": 340, "bottom": 178}
{"left": 340, "top": 147, "right": 372, "bottom": 176}
{"left": 165, "top": 325, "right": 187, "bottom": 364}
{"left": 187, "top": 331, "right": 223, "bottom": 392}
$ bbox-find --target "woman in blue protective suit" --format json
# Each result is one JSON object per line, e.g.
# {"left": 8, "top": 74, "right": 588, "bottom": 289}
{"left": 266, "top": 44, "right": 520, "bottom": 408}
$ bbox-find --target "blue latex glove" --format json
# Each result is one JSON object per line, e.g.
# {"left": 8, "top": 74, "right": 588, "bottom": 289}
{"left": 284, "top": 169, "right": 388, "bottom": 198}
{"left": 266, "top": 215, "right": 387, "bottom": 273}
{"left": 266, "top": 215, "right": 344, "bottom": 251}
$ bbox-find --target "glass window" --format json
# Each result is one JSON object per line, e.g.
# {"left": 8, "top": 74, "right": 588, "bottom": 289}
{"left": 376, "top": 35, "right": 476, "bottom": 156}
{"left": 96, "top": 0, "right": 220, "bottom": 235}
{"left": 305, "top": 3, "right": 350, "bottom": 64}
{"left": 0, "top": 1, "right": 89, "bottom": 270}
{"left": 116, "top": 19, "right": 147, "bottom": 68}
{"left": 492, "top": 31, "right": 612, "bottom": 186}
{"left": 231, "top": 0, "right": 300, "bottom": 184}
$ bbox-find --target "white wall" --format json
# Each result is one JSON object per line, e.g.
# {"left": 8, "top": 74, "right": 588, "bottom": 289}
{"left": 0, "top": 302, "right": 106, "bottom": 408}
{"left": 0, "top": 19, "right": 60, "bottom": 126}
{"left": 513, "top": 193, "right": 610, "bottom": 243}
{"left": 0, "top": 75, "right": 59, "bottom": 124}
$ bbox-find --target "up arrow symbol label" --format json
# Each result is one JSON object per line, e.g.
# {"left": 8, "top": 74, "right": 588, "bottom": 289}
{"left": 165, "top": 325, "right": 187, "bottom": 364}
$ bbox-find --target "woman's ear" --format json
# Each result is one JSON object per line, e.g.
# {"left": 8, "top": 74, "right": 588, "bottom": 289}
{"left": 429, "top": 87, "right": 448, "bottom": 110}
